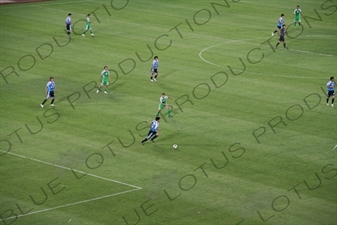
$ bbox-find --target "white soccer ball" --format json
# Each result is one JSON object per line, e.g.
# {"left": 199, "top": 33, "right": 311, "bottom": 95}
{"left": 173, "top": 144, "right": 178, "bottom": 149}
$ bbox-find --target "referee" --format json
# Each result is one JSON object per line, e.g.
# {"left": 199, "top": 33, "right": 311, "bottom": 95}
{"left": 65, "top": 13, "right": 72, "bottom": 38}
{"left": 275, "top": 24, "right": 288, "bottom": 49}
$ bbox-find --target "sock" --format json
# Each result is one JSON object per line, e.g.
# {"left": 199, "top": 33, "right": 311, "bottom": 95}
{"left": 90, "top": 30, "right": 93, "bottom": 34}
{"left": 67, "top": 32, "right": 70, "bottom": 35}
{"left": 151, "top": 135, "right": 158, "bottom": 141}
{"left": 276, "top": 43, "right": 280, "bottom": 47}
{"left": 154, "top": 75, "right": 157, "bottom": 79}
{"left": 141, "top": 138, "right": 148, "bottom": 143}
{"left": 332, "top": 99, "right": 335, "bottom": 104}
{"left": 82, "top": 31, "right": 86, "bottom": 34}
{"left": 51, "top": 99, "right": 55, "bottom": 104}
{"left": 283, "top": 43, "right": 286, "bottom": 48}
{"left": 41, "top": 99, "right": 47, "bottom": 105}
{"left": 97, "top": 87, "right": 101, "bottom": 91}
{"left": 105, "top": 88, "right": 107, "bottom": 92}
{"left": 273, "top": 30, "right": 277, "bottom": 33}
{"left": 150, "top": 76, "right": 153, "bottom": 80}
{"left": 156, "top": 111, "right": 160, "bottom": 117}
{"left": 299, "top": 22, "right": 301, "bottom": 26}
{"left": 327, "top": 98, "right": 329, "bottom": 103}
{"left": 168, "top": 110, "right": 171, "bottom": 116}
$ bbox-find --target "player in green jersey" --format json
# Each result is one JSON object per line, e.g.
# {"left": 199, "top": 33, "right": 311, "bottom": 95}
{"left": 96, "top": 66, "right": 110, "bottom": 94}
{"left": 294, "top": 5, "right": 302, "bottom": 27}
{"left": 156, "top": 93, "right": 173, "bottom": 118}
{"left": 82, "top": 14, "right": 94, "bottom": 36}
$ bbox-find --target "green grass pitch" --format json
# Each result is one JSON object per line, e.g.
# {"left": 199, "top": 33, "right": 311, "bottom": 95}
{"left": 0, "top": 0, "right": 336, "bottom": 225}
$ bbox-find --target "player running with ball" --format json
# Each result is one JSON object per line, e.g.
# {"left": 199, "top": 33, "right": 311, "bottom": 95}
{"left": 141, "top": 117, "right": 160, "bottom": 144}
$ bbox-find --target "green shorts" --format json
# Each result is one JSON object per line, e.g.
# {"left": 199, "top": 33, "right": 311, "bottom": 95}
{"left": 101, "top": 80, "right": 109, "bottom": 85}
{"left": 85, "top": 24, "right": 91, "bottom": 30}
{"left": 158, "top": 103, "right": 166, "bottom": 110}
{"left": 294, "top": 17, "right": 301, "bottom": 22}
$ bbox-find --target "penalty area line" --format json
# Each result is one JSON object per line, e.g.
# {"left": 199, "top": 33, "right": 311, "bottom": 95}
{"left": 0, "top": 150, "right": 142, "bottom": 189}
{"left": 2, "top": 189, "right": 141, "bottom": 221}
{"left": 1, "top": 150, "right": 143, "bottom": 220}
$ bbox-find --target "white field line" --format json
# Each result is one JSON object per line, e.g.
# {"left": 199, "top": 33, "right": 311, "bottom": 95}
{"left": 3, "top": 0, "right": 337, "bottom": 45}
{"left": 3, "top": 1, "right": 226, "bottom": 41}
{"left": 288, "top": 48, "right": 336, "bottom": 57}
{"left": 0, "top": 0, "right": 93, "bottom": 8}
{"left": 0, "top": 150, "right": 142, "bottom": 189}
{"left": 198, "top": 40, "right": 335, "bottom": 79}
{"left": 3, "top": 1, "right": 224, "bottom": 40}
{"left": 1, "top": 149, "right": 142, "bottom": 220}
{"left": 35, "top": 4, "right": 227, "bottom": 41}
{"left": 3, "top": 189, "right": 140, "bottom": 221}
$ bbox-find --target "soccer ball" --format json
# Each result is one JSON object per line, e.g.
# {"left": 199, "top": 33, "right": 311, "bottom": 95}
{"left": 173, "top": 144, "right": 178, "bottom": 149}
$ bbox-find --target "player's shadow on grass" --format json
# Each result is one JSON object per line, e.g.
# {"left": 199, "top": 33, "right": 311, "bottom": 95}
{"left": 154, "top": 70, "right": 178, "bottom": 90}
{"left": 158, "top": 132, "right": 181, "bottom": 142}
{"left": 56, "top": 81, "right": 128, "bottom": 105}
{"left": 150, "top": 132, "right": 183, "bottom": 153}
{"left": 102, "top": 81, "right": 128, "bottom": 100}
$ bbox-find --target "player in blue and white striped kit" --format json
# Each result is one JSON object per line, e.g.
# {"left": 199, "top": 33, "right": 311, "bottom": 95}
{"left": 272, "top": 14, "right": 284, "bottom": 36}
{"left": 65, "top": 13, "right": 72, "bottom": 38}
{"left": 40, "top": 77, "right": 56, "bottom": 108}
{"left": 326, "top": 77, "right": 335, "bottom": 107}
{"left": 141, "top": 117, "right": 160, "bottom": 144}
{"left": 150, "top": 56, "right": 159, "bottom": 82}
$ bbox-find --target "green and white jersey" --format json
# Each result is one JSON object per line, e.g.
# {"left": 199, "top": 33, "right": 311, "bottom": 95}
{"left": 84, "top": 16, "right": 91, "bottom": 30}
{"left": 158, "top": 95, "right": 169, "bottom": 110}
{"left": 160, "top": 96, "right": 168, "bottom": 105}
{"left": 101, "top": 70, "right": 110, "bottom": 81}
{"left": 294, "top": 9, "right": 302, "bottom": 17}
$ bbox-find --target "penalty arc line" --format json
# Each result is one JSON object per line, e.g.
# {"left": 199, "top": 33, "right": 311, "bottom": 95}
{"left": 198, "top": 40, "right": 289, "bottom": 78}
{"left": 199, "top": 40, "right": 335, "bottom": 79}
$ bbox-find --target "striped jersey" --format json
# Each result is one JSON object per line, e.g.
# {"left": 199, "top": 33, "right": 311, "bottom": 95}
{"left": 326, "top": 81, "right": 335, "bottom": 91}
{"left": 152, "top": 59, "right": 159, "bottom": 69}
{"left": 277, "top": 17, "right": 284, "bottom": 27}
{"left": 150, "top": 120, "right": 159, "bottom": 132}
{"left": 46, "top": 81, "right": 55, "bottom": 92}
{"left": 65, "top": 16, "right": 72, "bottom": 25}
